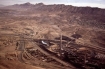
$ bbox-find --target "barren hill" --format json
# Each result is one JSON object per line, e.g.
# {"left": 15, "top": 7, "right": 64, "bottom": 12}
{"left": 2, "top": 3, "right": 105, "bottom": 29}
{"left": 4, "top": 3, "right": 105, "bottom": 15}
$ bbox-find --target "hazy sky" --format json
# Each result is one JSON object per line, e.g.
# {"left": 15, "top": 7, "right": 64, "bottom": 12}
{"left": 0, "top": 0, "right": 105, "bottom": 8}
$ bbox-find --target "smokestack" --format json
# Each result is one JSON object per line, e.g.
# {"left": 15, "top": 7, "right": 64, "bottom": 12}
{"left": 60, "top": 33, "right": 63, "bottom": 50}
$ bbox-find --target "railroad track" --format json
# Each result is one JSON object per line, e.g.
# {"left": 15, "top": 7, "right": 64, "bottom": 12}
{"left": 1, "top": 34, "right": 105, "bottom": 69}
{"left": 17, "top": 37, "right": 76, "bottom": 69}
{"left": 17, "top": 36, "right": 36, "bottom": 64}
{"left": 33, "top": 42, "right": 76, "bottom": 68}
{"left": 80, "top": 43, "right": 105, "bottom": 54}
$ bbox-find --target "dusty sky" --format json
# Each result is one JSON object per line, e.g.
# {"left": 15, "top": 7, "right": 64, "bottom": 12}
{"left": 0, "top": 0, "right": 105, "bottom": 8}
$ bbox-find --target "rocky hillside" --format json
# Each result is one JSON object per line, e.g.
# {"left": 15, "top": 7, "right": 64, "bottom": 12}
{"left": 3, "top": 2, "right": 105, "bottom": 15}
{"left": 2, "top": 3, "right": 105, "bottom": 30}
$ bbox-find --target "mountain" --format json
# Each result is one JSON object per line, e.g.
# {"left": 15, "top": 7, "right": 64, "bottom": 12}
{"left": 3, "top": 2, "right": 105, "bottom": 15}
{"left": 0, "top": 4, "right": 5, "bottom": 7}
{"left": 1, "top": 2, "right": 105, "bottom": 29}
{"left": 3, "top": 2, "right": 34, "bottom": 10}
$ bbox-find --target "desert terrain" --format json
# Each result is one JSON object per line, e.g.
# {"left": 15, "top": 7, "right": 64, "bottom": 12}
{"left": 0, "top": 3, "right": 105, "bottom": 69}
